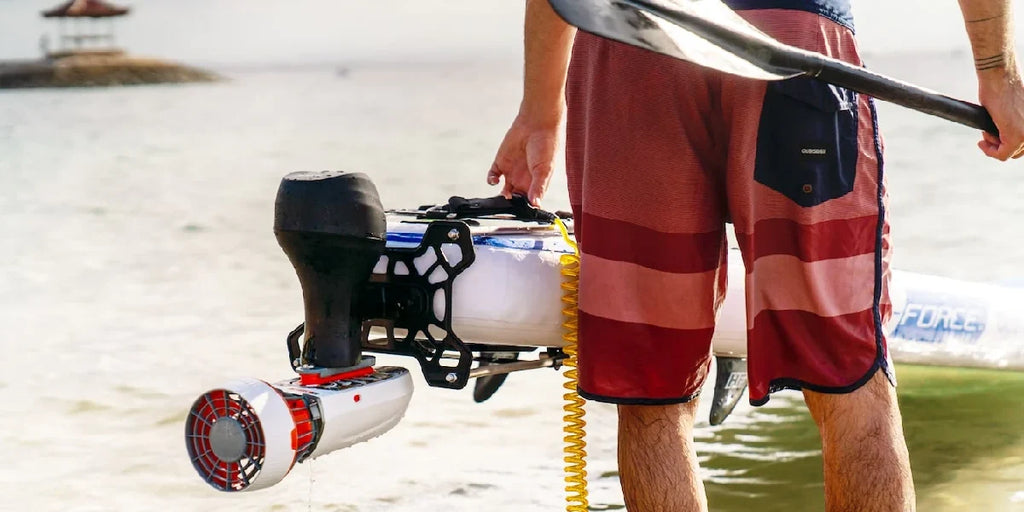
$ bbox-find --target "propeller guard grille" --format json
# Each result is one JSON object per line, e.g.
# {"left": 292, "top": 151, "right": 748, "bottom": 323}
{"left": 185, "top": 379, "right": 297, "bottom": 492}
{"left": 186, "top": 389, "right": 266, "bottom": 491}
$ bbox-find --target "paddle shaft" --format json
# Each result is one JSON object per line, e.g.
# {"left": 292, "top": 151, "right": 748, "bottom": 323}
{"left": 775, "top": 50, "right": 999, "bottom": 134}
{"left": 627, "top": 0, "right": 999, "bottom": 134}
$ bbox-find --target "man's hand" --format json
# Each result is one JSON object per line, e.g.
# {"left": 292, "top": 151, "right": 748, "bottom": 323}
{"left": 977, "top": 69, "right": 1024, "bottom": 160}
{"left": 487, "top": 115, "right": 560, "bottom": 206}
{"left": 956, "top": 0, "right": 1024, "bottom": 160}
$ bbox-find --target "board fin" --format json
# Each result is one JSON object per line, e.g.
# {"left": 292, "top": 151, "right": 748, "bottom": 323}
{"left": 709, "top": 356, "right": 748, "bottom": 425}
{"left": 473, "top": 372, "right": 510, "bottom": 403}
{"left": 473, "top": 353, "right": 519, "bottom": 403}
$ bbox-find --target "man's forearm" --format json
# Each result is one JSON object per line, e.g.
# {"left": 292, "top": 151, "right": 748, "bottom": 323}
{"left": 957, "top": 0, "right": 1019, "bottom": 78}
{"left": 519, "top": 0, "right": 577, "bottom": 126}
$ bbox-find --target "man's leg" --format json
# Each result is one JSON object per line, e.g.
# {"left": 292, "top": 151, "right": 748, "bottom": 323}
{"left": 804, "top": 371, "right": 915, "bottom": 512}
{"left": 617, "top": 401, "right": 708, "bottom": 512}
{"left": 564, "top": 29, "right": 725, "bottom": 512}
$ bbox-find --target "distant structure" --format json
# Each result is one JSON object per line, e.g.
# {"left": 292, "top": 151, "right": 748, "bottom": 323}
{"left": 42, "top": 0, "right": 131, "bottom": 58}
{"left": 0, "top": 0, "right": 218, "bottom": 89}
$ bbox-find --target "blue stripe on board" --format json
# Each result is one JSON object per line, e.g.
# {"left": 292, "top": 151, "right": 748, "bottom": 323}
{"left": 724, "top": 0, "right": 854, "bottom": 31}
{"left": 385, "top": 232, "right": 575, "bottom": 254}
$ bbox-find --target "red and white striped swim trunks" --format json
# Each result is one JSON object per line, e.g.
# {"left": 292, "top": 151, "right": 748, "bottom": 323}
{"left": 566, "top": 9, "right": 894, "bottom": 406}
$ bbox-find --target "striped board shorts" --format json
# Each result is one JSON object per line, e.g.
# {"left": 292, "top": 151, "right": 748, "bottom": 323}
{"left": 565, "top": 9, "right": 894, "bottom": 406}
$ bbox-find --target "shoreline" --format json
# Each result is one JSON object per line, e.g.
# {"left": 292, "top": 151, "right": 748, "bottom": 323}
{"left": 0, "top": 50, "right": 220, "bottom": 89}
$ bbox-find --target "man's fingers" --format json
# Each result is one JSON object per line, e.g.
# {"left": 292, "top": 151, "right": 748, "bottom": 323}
{"left": 978, "top": 128, "right": 1024, "bottom": 160}
{"left": 527, "top": 182, "right": 545, "bottom": 207}
{"left": 980, "top": 139, "right": 1002, "bottom": 159}
{"left": 982, "top": 131, "right": 1001, "bottom": 146}
{"left": 526, "top": 157, "right": 554, "bottom": 205}
{"left": 486, "top": 163, "right": 502, "bottom": 186}
{"left": 527, "top": 164, "right": 551, "bottom": 206}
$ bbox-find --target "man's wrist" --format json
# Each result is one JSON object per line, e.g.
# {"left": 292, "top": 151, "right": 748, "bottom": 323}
{"left": 975, "top": 52, "right": 1009, "bottom": 72}
{"left": 517, "top": 99, "right": 566, "bottom": 129}
{"left": 976, "top": 53, "right": 1022, "bottom": 83}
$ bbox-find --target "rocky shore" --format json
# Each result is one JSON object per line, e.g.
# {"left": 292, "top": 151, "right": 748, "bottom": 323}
{"left": 0, "top": 50, "right": 219, "bottom": 89}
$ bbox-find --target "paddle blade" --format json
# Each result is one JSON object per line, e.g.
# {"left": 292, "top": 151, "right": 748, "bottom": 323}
{"left": 548, "top": 0, "right": 800, "bottom": 81}
{"left": 550, "top": 0, "right": 999, "bottom": 134}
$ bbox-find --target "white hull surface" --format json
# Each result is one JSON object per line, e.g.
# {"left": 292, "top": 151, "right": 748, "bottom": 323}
{"left": 386, "top": 217, "right": 1024, "bottom": 371}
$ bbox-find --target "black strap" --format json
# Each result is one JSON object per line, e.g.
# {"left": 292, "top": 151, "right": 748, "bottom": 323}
{"left": 420, "top": 195, "right": 558, "bottom": 223}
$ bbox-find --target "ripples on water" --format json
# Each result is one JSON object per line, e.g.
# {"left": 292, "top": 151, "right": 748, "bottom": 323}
{"left": 2, "top": 53, "right": 1023, "bottom": 511}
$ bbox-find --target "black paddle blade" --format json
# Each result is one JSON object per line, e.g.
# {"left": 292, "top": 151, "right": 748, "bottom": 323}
{"left": 549, "top": 0, "right": 998, "bottom": 133}
{"left": 548, "top": 0, "right": 800, "bottom": 80}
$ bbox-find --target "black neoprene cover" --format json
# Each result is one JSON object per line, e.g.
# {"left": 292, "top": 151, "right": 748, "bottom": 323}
{"left": 274, "top": 170, "right": 386, "bottom": 239}
{"left": 274, "top": 171, "right": 386, "bottom": 368}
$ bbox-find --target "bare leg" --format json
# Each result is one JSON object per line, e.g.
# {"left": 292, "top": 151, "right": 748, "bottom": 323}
{"left": 617, "top": 401, "right": 708, "bottom": 512}
{"left": 803, "top": 371, "right": 916, "bottom": 512}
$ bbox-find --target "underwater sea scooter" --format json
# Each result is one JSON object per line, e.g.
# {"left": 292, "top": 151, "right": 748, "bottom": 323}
{"left": 183, "top": 170, "right": 753, "bottom": 492}
{"left": 185, "top": 170, "right": 1024, "bottom": 492}
{"left": 185, "top": 172, "right": 418, "bottom": 491}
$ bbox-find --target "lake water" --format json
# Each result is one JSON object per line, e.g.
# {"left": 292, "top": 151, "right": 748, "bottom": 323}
{"left": 2, "top": 52, "right": 1024, "bottom": 511}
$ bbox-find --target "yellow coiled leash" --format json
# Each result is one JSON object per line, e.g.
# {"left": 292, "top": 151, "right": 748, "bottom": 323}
{"left": 554, "top": 218, "right": 588, "bottom": 512}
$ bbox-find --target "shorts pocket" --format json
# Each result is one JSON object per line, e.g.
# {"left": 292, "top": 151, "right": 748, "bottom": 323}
{"left": 754, "top": 77, "right": 859, "bottom": 208}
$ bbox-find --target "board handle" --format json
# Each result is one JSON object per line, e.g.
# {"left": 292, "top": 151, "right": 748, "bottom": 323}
{"left": 420, "top": 194, "right": 559, "bottom": 223}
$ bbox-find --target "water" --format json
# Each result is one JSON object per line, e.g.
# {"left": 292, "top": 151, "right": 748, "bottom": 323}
{"left": 2, "top": 53, "right": 1024, "bottom": 511}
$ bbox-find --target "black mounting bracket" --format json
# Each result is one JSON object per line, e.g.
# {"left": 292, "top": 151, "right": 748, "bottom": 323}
{"left": 357, "top": 221, "right": 477, "bottom": 389}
